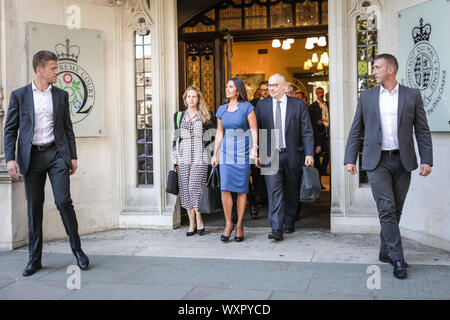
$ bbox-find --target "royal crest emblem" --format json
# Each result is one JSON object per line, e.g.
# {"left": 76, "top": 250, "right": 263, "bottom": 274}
{"left": 405, "top": 19, "right": 440, "bottom": 112}
{"left": 55, "top": 39, "right": 96, "bottom": 124}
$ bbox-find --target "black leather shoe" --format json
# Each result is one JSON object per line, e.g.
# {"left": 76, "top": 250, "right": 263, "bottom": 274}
{"left": 268, "top": 231, "right": 283, "bottom": 241}
{"left": 379, "top": 254, "right": 409, "bottom": 268}
{"left": 73, "top": 249, "right": 89, "bottom": 270}
{"left": 234, "top": 226, "right": 244, "bottom": 242}
{"left": 221, "top": 226, "right": 234, "bottom": 242}
{"left": 284, "top": 225, "right": 295, "bottom": 234}
{"left": 22, "top": 262, "right": 42, "bottom": 277}
{"left": 393, "top": 260, "right": 407, "bottom": 279}
{"left": 186, "top": 228, "right": 197, "bottom": 237}
{"left": 196, "top": 228, "right": 206, "bottom": 236}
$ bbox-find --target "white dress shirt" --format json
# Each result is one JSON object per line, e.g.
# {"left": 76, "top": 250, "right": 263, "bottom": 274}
{"left": 272, "top": 94, "right": 287, "bottom": 148}
{"left": 379, "top": 83, "right": 399, "bottom": 150}
{"left": 318, "top": 100, "right": 329, "bottom": 127}
{"left": 32, "top": 81, "right": 55, "bottom": 145}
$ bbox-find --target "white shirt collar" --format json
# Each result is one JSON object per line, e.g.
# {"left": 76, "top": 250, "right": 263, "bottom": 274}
{"left": 380, "top": 83, "right": 399, "bottom": 95}
{"left": 32, "top": 81, "right": 52, "bottom": 93}
{"left": 273, "top": 94, "right": 287, "bottom": 104}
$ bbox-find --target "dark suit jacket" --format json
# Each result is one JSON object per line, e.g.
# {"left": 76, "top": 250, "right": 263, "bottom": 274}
{"left": 344, "top": 85, "right": 433, "bottom": 171}
{"left": 309, "top": 100, "right": 329, "bottom": 147}
{"left": 4, "top": 83, "right": 77, "bottom": 176}
{"left": 255, "top": 96, "right": 314, "bottom": 168}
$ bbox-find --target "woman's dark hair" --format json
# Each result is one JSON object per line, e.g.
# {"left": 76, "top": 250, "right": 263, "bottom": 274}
{"left": 32, "top": 50, "right": 58, "bottom": 73}
{"left": 228, "top": 77, "right": 248, "bottom": 102}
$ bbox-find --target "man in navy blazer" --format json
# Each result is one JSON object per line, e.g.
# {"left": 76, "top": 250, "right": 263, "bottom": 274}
{"left": 4, "top": 51, "right": 89, "bottom": 276}
{"left": 255, "top": 73, "right": 314, "bottom": 241}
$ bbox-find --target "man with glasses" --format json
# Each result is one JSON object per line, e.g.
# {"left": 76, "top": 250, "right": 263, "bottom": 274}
{"left": 250, "top": 81, "right": 269, "bottom": 107}
{"left": 255, "top": 73, "right": 314, "bottom": 241}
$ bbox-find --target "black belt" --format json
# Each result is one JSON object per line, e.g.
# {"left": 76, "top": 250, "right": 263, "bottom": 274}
{"left": 279, "top": 148, "right": 287, "bottom": 153}
{"left": 381, "top": 149, "right": 399, "bottom": 155}
{"left": 32, "top": 141, "right": 56, "bottom": 151}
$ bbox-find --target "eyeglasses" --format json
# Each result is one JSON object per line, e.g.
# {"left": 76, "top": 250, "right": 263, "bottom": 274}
{"left": 268, "top": 83, "right": 281, "bottom": 88}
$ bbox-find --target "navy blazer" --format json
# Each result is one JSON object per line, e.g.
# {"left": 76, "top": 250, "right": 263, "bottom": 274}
{"left": 255, "top": 96, "right": 314, "bottom": 168}
{"left": 4, "top": 83, "right": 77, "bottom": 176}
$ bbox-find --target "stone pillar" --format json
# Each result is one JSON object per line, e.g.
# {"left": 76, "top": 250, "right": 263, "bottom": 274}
{"left": 0, "top": 164, "right": 27, "bottom": 251}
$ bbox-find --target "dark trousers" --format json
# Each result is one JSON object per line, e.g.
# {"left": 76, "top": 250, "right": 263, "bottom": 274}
{"left": 24, "top": 145, "right": 81, "bottom": 265}
{"left": 264, "top": 152, "right": 301, "bottom": 233}
{"left": 367, "top": 153, "right": 411, "bottom": 262}
{"left": 315, "top": 136, "right": 330, "bottom": 177}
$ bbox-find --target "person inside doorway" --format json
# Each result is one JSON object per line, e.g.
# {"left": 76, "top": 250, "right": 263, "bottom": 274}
{"left": 309, "top": 87, "right": 330, "bottom": 189}
{"left": 250, "top": 81, "right": 269, "bottom": 107}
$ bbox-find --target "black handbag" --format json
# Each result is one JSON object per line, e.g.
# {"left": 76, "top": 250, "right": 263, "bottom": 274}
{"left": 299, "top": 166, "right": 321, "bottom": 202}
{"left": 165, "top": 170, "right": 179, "bottom": 195}
{"left": 198, "top": 166, "right": 222, "bottom": 214}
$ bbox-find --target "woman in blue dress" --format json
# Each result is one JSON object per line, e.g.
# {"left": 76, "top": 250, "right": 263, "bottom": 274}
{"left": 211, "top": 78, "right": 258, "bottom": 242}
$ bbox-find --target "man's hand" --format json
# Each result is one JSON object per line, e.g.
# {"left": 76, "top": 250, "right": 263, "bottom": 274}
{"left": 419, "top": 164, "right": 432, "bottom": 177}
{"left": 315, "top": 146, "right": 322, "bottom": 154}
{"left": 70, "top": 160, "right": 78, "bottom": 175}
{"left": 6, "top": 160, "right": 20, "bottom": 181}
{"left": 345, "top": 164, "right": 357, "bottom": 175}
{"left": 305, "top": 155, "right": 314, "bottom": 167}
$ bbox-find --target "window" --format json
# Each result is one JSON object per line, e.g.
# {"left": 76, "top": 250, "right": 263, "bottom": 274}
{"left": 136, "top": 32, "right": 153, "bottom": 186}
{"left": 356, "top": 15, "right": 378, "bottom": 184}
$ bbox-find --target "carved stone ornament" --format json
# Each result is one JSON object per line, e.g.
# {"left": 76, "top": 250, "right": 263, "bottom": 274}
{"left": 105, "top": 0, "right": 130, "bottom": 7}
{"left": 349, "top": 0, "right": 383, "bottom": 22}
{"left": 127, "top": 0, "right": 155, "bottom": 36}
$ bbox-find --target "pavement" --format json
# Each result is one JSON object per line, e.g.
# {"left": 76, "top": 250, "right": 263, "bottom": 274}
{"left": 0, "top": 227, "right": 449, "bottom": 300}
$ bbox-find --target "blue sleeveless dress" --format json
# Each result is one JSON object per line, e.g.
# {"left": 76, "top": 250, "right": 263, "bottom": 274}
{"left": 216, "top": 102, "right": 254, "bottom": 194}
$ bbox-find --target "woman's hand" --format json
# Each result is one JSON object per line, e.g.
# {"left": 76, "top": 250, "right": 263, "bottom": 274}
{"left": 250, "top": 146, "right": 258, "bottom": 162}
{"left": 211, "top": 155, "right": 218, "bottom": 167}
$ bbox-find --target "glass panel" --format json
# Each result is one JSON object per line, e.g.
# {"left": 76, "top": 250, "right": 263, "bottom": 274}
{"left": 357, "top": 47, "right": 368, "bottom": 61}
{"left": 136, "top": 87, "right": 144, "bottom": 101}
{"left": 146, "top": 129, "right": 152, "bottom": 141}
{"left": 138, "top": 172, "right": 146, "bottom": 185}
{"left": 270, "top": 2, "right": 293, "bottom": 28}
{"left": 368, "top": 31, "right": 377, "bottom": 45}
{"left": 146, "top": 173, "right": 154, "bottom": 185}
{"left": 145, "top": 157, "right": 153, "bottom": 171}
{"left": 219, "top": 6, "right": 242, "bottom": 31}
{"left": 358, "top": 61, "right": 368, "bottom": 76}
{"left": 137, "top": 143, "right": 145, "bottom": 156}
{"left": 144, "top": 45, "right": 151, "bottom": 58}
{"left": 137, "top": 129, "right": 145, "bottom": 143}
{"left": 321, "top": 1, "right": 328, "bottom": 25}
{"left": 186, "top": 56, "right": 201, "bottom": 88}
{"left": 144, "top": 73, "right": 152, "bottom": 86}
{"left": 145, "top": 101, "right": 152, "bottom": 116}
{"left": 245, "top": 1, "right": 267, "bottom": 30}
{"left": 136, "top": 34, "right": 143, "bottom": 45}
{"left": 145, "top": 114, "right": 152, "bottom": 128}
{"left": 201, "top": 55, "right": 215, "bottom": 109}
{"left": 358, "top": 77, "right": 368, "bottom": 92}
{"left": 296, "top": 0, "right": 319, "bottom": 26}
{"left": 368, "top": 46, "right": 378, "bottom": 60}
{"left": 136, "top": 46, "right": 143, "bottom": 59}
{"left": 136, "top": 59, "right": 143, "bottom": 73}
{"left": 138, "top": 101, "right": 145, "bottom": 115}
{"left": 356, "top": 16, "right": 367, "bottom": 31}
{"left": 357, "top": 32, "right": 367, "bottom": 46}
{"left": 146, "top": 143, "right": 153, "bottom": 155}
{"left": 368, "top": 77, "right": 377, "bottom": 89}
{"left": 144, "top": 59, "right": 152, "bottom": 72}
{"left": 145, "top": 87, "right": 152, "bottom": 100}
{"left": 144, "top": 33, "right": 151, "bottom": 45}
{"left": 136, "top": 73, "right": 144, "bottom": 86}
{"left": 137, "top": 115, "right": 146, "bottom": 129}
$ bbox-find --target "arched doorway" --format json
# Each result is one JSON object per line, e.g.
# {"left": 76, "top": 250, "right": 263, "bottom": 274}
{"left": 177, "top": 0, "right": 331, "bottom": 230}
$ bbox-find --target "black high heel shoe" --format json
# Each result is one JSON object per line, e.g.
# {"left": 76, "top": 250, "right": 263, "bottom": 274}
{"left": 186, "top": 227, "right": 197, "bottom": 237}
{"left": 235, "top": 226, "right": 244, "bottom": 242}
{"left": 221, "top": 226, "right": 234, "bottom": 242}
{"left": 197, "top": 227, "right": 206, "bottom": 236}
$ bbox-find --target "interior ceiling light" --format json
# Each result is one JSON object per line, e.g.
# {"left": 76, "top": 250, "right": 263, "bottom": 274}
{"left": 318, "top": 36, "right": 327, "bottom": 47}
{"left": 282, "top": 40, "right": 291, "bottom": 50}
{"left": 307, "top": 59, "right": 313, "bottom": 68}
{"left": 287, "top": 38, "right": 295, "bottom": 44}
{"left": 272, "top": 39, "right": 281, "bottom": 48}
{"left": 312, "top": 53, "right": 319, "bottom": 63}
{"left": 317, "top": 62, "right": 324, "bottom": 70}
{"left": 320, "top": 52, "right": 329, "bottom": 65}
{"left": 305, "top": 38, "right": 314, "bottom": 50}
{"left": 303, "top": 61, "right": 310, "bottom": 70}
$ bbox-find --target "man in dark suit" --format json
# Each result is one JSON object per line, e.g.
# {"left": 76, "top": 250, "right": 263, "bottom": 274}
{"left": 4, "top": 51, "right": 89, "bottom": 276}
{"left": 344, "top": 53, "right": 433, "bottom": 279}
{"left": 256, "top": 73, "right": 314, "bottom": 241}
{"left": 309, "top": 87, "right": 329, "bottom": 189}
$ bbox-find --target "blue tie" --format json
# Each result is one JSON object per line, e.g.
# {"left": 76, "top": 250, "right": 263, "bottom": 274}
{"left": 275, "top": 100, "right": 285, "bottom": 149}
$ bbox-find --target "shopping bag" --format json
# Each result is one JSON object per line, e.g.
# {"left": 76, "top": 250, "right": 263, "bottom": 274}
{"left": 198, "top": 166, "right": 222, "bottom": 214}
{"left": 299, "top": 166, "right": 321, "bottom": 202}
{"left": 165, "top": 170, "right": 179, "bottom": 195}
